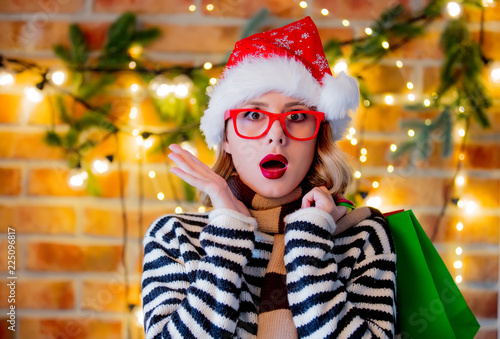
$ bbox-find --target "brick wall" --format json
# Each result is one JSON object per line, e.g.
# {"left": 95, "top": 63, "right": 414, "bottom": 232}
{"left": 0, "top": 0, "right": 499, "bottom": 338}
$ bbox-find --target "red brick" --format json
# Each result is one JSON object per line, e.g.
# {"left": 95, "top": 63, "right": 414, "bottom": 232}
{"left": 0, "top": 0, "right": 84, "bottom": 13}
{"left": 0, "top": 94, "right": 22, "bottom": 123}
{"left": 83, "top": 207, "right": 171, "bottom": 237}
{"left": 314, "top": 0, "right": 411, "bottom": 20}
{"left": 476, "top": 31, "right": 500, "bottom": 61}
{"left": 94, "top": 0, "right": 191, "bottom": 14}
{"left": 462, "top": 289, "right": 497, "bottom": 318}
{"left": 0, "top": 280, "right": 74, "bottom": 310}
{"left": 359, "top": 64, "right": 415, "bottom": 94}
{"left": 201, "top": 0, "right": 305, "bottom": 18}
{"left": 146, "top": 23, "right": 240, "bottom": 53}
{"left": 0, "top": 240, "right": 8, "bottom": 273}
{"left": 20, "top": 318, "right": 122, "bottom": 339}
{"left": 459, "top": 255, "right": 498, "bottom": 283}
{"left": 25, "top": 242, "right": 122, "bottom": 272}
{"left": 463, "top": 143, "right": 500, "bottom": 170}
{"left": 391, "top": 30, "right": 444, "bottom": 59}
{"left": 0, "top": 131, "right": 64, "bottom": 160}
{"left": 474, "top": 330, "right": 498, "bottom": 339}
{"left": 0, "top": 205, "right": 76, "bottom": 234}
{"left": 0, "top": 168, "right": 22, "bottom": 196}
{"left": 28, "top": 168, "right": 129, "bottom": 198}
{"left": 376, "top": 176, "right": 446, "bottom": 207}
{"left": 81, "top": 280, "right": 141, "bottom": 312}
{"left": 0, "top": 317, "right": 15, "bottom": 339}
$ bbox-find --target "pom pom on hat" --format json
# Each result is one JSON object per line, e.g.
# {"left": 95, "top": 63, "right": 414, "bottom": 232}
{"left": 200, "top": 16, "right": 360, "bottom": 149}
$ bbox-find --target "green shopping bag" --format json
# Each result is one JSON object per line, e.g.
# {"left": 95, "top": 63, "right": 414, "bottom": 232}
{"left": 384, "top": 210, "right": 480, "bottom": 339}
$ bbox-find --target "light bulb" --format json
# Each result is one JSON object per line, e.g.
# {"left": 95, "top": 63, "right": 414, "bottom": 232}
{"left": 133, "top": 305, "right": 144, "bottom": 327}
{"left": 189, "top": 4, "right": 196, "bottom": 12}
{"left": 456, "top": 247, "right": 463, "bottom": 255}
{"left": 423, "top": 99, "right": 431, "bottom": 107}
{"left": 321, "top": 8, "right": 329, "bottom": 16}
{"left": 360, "top": 155, "right": 367, "bottom": 162}
{"left": 48, "top": 68, "right": 67, "bottom": 86}
{"left": 129, "top": 61, "right": 137, "bottom": 69}
{"left": 0, "top": 69, "right": 15, "bottom": 86}
{"left": 198, "top": 206, "right": 206, "bottom": 213}
{"left": 206, "top": 4, "right": 214, "bottom": 11}
{"left": 446, "top": 1, "right": 463, "bottom": 18}
{"left": 366, "top": 196, "right": 382, "bottom": 208}
{"left": 396, "top": 60, "right": 403, "bottom": 68}
{"left": 382, "top": 41, "right": 390, "bottom": 49}
{"left": 24, "top": 87, "right": 44, "bottom": 103}
{"left": 129, "top": 107, "right": 138, "bottom": 119}
{"left": 354, "top": 171, "right": 362, "bottom": 179}
{"left": 455, "top": 175, "right": 465, "bottom": 186}
{"left": 453, "top": 260, "right": 462, "bottom": 269}
{"left": 455, "top": 275, "right": 463, "bottom": 284}
{"left": 365, "top": 28, "right": 373, "bottom": 35}
{"left": 361, "top": 148, "right": 367, "bottom": 155}
{"left": 333, "top": 59, "right": 348, "bottom": 75}
{"left": 91, "top": 157, "right": 111, "bottom": 175}
{"left": 406, "top": 82, "right": 414, "bottom": 90}
{"left": 342, "top": 20, "right": 350, "bottom": 27}
{"left": 408, "top": 94, "right": 416, "bottom": 101}
{"left": 149, "top": 75, "right": 174, "bottom": 98}
{"left": 408, "top": 129, "right": 415, "bottom": 137}
{"left": 387, "top": 165, "right": 394, "bottom": 173}
{"left": 384, "top": 94, "right": 394, "bottom": 105}
{"left": 372, "top": 181, "right": 379, "bottom": 188}
{"left": 456, "top": 222, "right": 464, "bottom": 231}
{"left": 67, "top": 169, "right": 88, "bottom": 190}
{"left": 349, "top": 127, "right": 356, "bottom": 135}
{"left": 390, "top": 144, "right": 397, "bottom": 152}
{"left": 488, "top": 61, "right": 500, "bottom": 84}
{"left": 149, "top": 171, "right": 156, "bottom": 178}
{"left": 350, "top": 138, "right": 358, "bottom": 145}
{"left": 175, "top": 206, "right": 183, "bottom": 213}
{"left": 203, "top": 62, "right": 213, "bottom": 70}
{"left": 173, "top": 75, "right": 193, "bottom": 99}
{"left": 157, "top": 192, "right": 165, "bottom": 200}
{"left": 299, "top": 1, "right": 308, "bottom": 8}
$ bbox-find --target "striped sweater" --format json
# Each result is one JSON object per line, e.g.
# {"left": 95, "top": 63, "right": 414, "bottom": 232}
{"left": 142, "top": 206, "right": 397, "bottom": 338}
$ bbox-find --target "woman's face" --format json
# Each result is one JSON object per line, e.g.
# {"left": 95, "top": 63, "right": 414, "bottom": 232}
{"left": 224, "top": 92, "right": 318, "bottom": 198}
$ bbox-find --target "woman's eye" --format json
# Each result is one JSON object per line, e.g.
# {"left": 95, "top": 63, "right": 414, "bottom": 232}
{"left": 244, "top": 111, "right": 264, "bottom": 120}
{"left": 288, "top": 113, "right": 306, "bottom": 121}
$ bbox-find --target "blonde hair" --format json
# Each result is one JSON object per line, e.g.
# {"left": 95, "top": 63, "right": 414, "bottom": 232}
{"left": 199, "top": 122, "right": 353, "bottom": 206}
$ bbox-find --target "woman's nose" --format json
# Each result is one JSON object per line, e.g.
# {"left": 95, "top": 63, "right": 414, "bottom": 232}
{"left": 267, "top": 120, "right": 286, "bottom": 145}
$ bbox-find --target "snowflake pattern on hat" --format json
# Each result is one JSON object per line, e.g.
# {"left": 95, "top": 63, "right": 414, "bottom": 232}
{"left": 226, "top": 16, "right": 333, "bottom": 84}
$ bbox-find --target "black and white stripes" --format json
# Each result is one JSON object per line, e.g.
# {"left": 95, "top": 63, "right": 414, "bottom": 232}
{"left": 142, "top": 207, "right": 396, "bottom": 338}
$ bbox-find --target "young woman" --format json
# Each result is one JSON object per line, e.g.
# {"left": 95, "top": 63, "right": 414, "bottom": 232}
{"left": 142, "top": 17, "right": 397, "bottom": 339}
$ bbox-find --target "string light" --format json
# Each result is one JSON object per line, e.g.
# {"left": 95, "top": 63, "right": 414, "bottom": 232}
{"left": 456, "top": 222, "right": 464, "bottom": 231}
{"left": 203, "top": 62, "right": 213, "bottom": 70}
{"left": 482, "top": 0, "right": 495, "bottom": 7}
{"left": 363, "top": 100, "right": 371, "bottom": 107}
{"left": 129, "top": 106, "right": 138, "bottom": 119}
{"left": 321, "top": 8, "right": 329, "bottom": 16}
{"left": 148, "top": 171, "right": 156, "bottom": 178}
{"left": 488, "top": 61, "right": 500, "bottom": 84}
{"left": 354, "top": 171, "right": 362, "bottom": 179}
{"left": 406, "top": 82, "right": 414, "bottom": 90}
{"left": 455, "top": 275, "right": 463, "bottom": 284}
{"left": 198, "top": 206, "right": 206, "bottom": 213}
{"left": 130, "top": 83, "right": 140, "bottom": 94}
{"left": 423, "top": 99, "right": 431, "bottom": 107}
{"left": 0, "top": 69, "right": 15, "bottom": 86}
{"left": 350, "top": 138, "right": 358, "bottom": 145}
{"left": 189, "top": 4, "right": 196, "bottom": 12}
{"left": 91, "top": 157, "right": 111, "bottom": 175}
{"left": 455, "top": 175, "right": 465, "bottom": 186}
{"left": 445, "top": 1, "right": 463, "bottom": 18}
{"left": 458, "top": 106, "right": 465, "bottom": 113}
{"left": 387, "top": 165, "right": 394, "bottom": 173}
{"left": 175, "top": 206, "right": 183, "bottom": 213}
{"left": 425, "top": 119, "right": 432, "bottom": 126}
{"left": 206, "top": 4, "right": 214, "bottom": 11}
{"left": 173, "top": 74, "right": 193, "bottom": 99}
{"left": 382, "top": 41, "right": 390, "bottom": 49}
{"left": 458, "top": 153, "right": 465, "bottom": 161}
{"left": 390, "top": 144, "right": 397, "bottom": 152}
{"left": 333, "top": 59, "right": 348, "bottom": 75}
{"left": 384, "top": 94, "right": 394, "bottom": 105}
{"left": 144, "top": 137, "right": 154, "bottom": 149}
{"left": 209, "top": 77, "right": 217, "bottom": 85}
{"left": 128, "top": 45, "right": 143, "bottom": 58}
{"left": 453, "top": 260, "right": 463, "bottom": 269}
{"left": 456, "top": 247, "right": 463, "bottom": 255}
{"left": 366, "top": 196, "right": 382, "bottom": 208}
{"left": 361, "top": 148, "right": 367, "bottom": 155}
{"left": 365, "top": 28, "right": 373, "bottom": 35}
{"left": 342, "top": 19, "right": 350, "bottom": 27}
{"left": 349, "top": 127, "right": 356, "bottom": 135}
{"left": 396, "top": 60, "right": 403, "bottom": 68}
{"left": 48, "top": 69, "right": 67, "bottom": 86}
{"left": 408, "top": 93, "right": 416, "bottom": 101}
{"left": 408, "top": 129, "right": 415, "bottom": 137}
{"left": 129, "top": 61, "right": 137, "bottom": 69}
{"left": 157, "top": 192, "right": 165, "bottom": 200}
{"left": 133, "top": 305, "right": 144, "bottom": 327}
{"left": 24, "top": 87, "right": 44, "bottom": 103}
{"left": 360, "top": 155, "right": 367, "bottom": 162}
{"left": 132, "top": 129, "right": 140, "bottom": 136}
{"left": 299, "top": 1, "right": 308, "bottom": 9}
{"left": 372, "top": 181, "right": 379, "bottom": 188}
{"left": 67, "top": 169, "right": 88, "bottom": 190}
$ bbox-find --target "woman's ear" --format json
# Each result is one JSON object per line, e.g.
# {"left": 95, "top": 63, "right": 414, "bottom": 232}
{"left": 223, "top": 139, "right": 232, "bottom": 154}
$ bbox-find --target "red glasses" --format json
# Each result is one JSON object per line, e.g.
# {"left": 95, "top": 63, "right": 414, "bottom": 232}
{"left": 224, "top": 109, "right": 325, "bottom": 141}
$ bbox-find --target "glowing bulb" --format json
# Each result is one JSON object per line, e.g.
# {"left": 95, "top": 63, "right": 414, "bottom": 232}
{"left": 128, "top": 45, "right": 143, "bottom": 58}
{"left": 455, "top": 275, "right": 463, "bottom": 284}
{"left": 0, "top": 70, "right": 15, "bottom": 86}
{"left": 365, "top": 27, "right": 373, "bottom": 35}
{"left": 321, "top": 8, "right": 329, "bottom": 15}
{"left": 408, "top": 129, "right": 415, "bottom": 137}
{"left": 189, "top": 4, "right": 196, "bottom": 11}
{"left": 465, "top": 201, "right": 477, "bottom": 215}
{"left": 406, "top": 82, "right": 414, "bottom": 90}
{"left": 366, "top": 196, "right": 382, "bottom": 208}
{"left": 130, "top": 83, "right": 139, "bottom": 93}
{"left": 129, "top": 61, "right": 137, "bottom": 69}
{"left": 342, "top": 19, "right": 350, "bottom": 27}
{"left": 458, "top": 106, "right": 465, "bottom": 113}
{"left": 299, "top": 1, "right": 308, "bottom": 8}
{"left": 489, "top": 62, "right": 500, "bottom": 84}
{"left": 360, "top": 155, "right": 367, "bottom": 162}
{"left": 424, "top": 99, "right": 431, "bottom": 107}
{"left": 136, "top": 136, "right": 144, "bottom": 146}
{"left": 149, "top": 171, "right": 156, "bottom": 178}
{"left": 129, "top": 107, "right": 138, "bottom": 119}
{"left": 458, "top": 128, "right": 466, "bottom": 137}
{"left": 132, "top": 129, "right": 139, "bottom": 136}
{"left": 209, "top": 77, "right": 217, "bottom": 85}
{"left": 173, "top": 74, "right": 193, "bottom": 99}
{"left": 157, "top": 192, "right": 165, "bottom": 200}
{"left": 175, "top": 84, "right": 189, "bottom": 99}
{"left": 175, "top": 206, "right": 183, "bottom": 213}
{"left": 372, "top": 181, "right": 379, "bottom": 188}
{"left": 144, "top": 138, "right": 154, "bottom": 149}
{"left": 453, "top": 260, "right": 462, "bottom": 269}
{"left": 206, "top": 4, "right": 214, "bottom": 11}
{"left": 387, "top": 165, "right": 394, "bottom": 173}
{"left": 361, "top": 148, "right": 367, "bottom": 155}
{"left": 425, "top": 119, "right": 432, "bottom": 126}
{"left": 49, "top": 70, "right": 67, "bottom": 86}
{"left": 156, "top": 84, "right": 172, "bottom": 97}
{"left": 346, "top": 134, "right": 353, "bottom": 140}
{"left": 396, "top": 60, "right": 403, "bottom": 68}
{"left": 446, "top": 1, "right": 463, "bottom": 18}
{"left": 91, "top": 157, "right": 111, "bottom": 175}
{"left": 198, "top": 206, "right": 206, "bottom": 213}
{"left": 190, "top": 98, "right": 197, "bottom": 105}
{"left": 455, "top": 175, "right": 465, "bottom": 186}
{"left": 456, "top": 247, "right": 463, "bottom": 255}
{"left": 382, "top": 41, "right": 390, "bottom": 49}
{"left": 456, "top": 222, "right": 464, "bottom": 231}
{"left": 24, "top": 87, "right": 43, "bottom": 103}
{"left": 133, "top": 305, "right": 144, "bottom": 327}
{"left": 483, "top": 0, "right": 495, "bottom": 7}
{"left": 349, "top": 127, "right": 356, "bottom": 135}
{"left": 459, "top": 153, "right": 465, "bottom": 161}
{"left": 364, "top": 100, "right": 371, "bottom": 107}
{"left": 333, "top": 59, "right": 348, "bottom": 75}
{"left": 67, "top": 169, "right": 88, "bottom": 190}
{"left": 384, "top": 94, "right": 394, "bottom": 105}
{"left": 390, "top": 144, "right": 397, "bottom": 152}
{"left": 204, "top": 62, "right": 213, "bottom": 70}
{"left": 350, "top": 138, "right": 358, "bottom": 145}
{"left": 408, "top": 94, "right": 416, "bottom": 101}
{"left": 354, "top": 171, "right": 362, "bottom": 179}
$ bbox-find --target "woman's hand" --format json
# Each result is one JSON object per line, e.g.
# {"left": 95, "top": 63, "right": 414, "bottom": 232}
{"left": 167, "top": 144, "right": 251, "bottom": 217}
{"left": 301, "top": 186, "right": 348, "bottom": 223}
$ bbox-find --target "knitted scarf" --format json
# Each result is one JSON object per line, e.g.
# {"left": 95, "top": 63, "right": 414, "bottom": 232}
{"left": 227, "top": 175, "right": 311, "bottom": 338}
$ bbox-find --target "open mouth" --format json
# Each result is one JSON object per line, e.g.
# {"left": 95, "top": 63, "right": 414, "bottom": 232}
{"left": 260, "top": 154, "right": 288, "bottom": 179}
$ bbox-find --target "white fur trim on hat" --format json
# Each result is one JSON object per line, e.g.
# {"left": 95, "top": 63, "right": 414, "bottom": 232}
{"left": 200, "top": 56, "right": 360, "bottom": 148}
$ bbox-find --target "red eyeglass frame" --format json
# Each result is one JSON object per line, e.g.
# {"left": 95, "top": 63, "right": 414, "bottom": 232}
{"left": 224, "top": 109, "right": 325, "bottom": 141}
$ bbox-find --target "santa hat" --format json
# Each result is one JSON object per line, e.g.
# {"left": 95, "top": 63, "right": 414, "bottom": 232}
{"left": 200, "top": 16, "right": 360, "bottom": 149}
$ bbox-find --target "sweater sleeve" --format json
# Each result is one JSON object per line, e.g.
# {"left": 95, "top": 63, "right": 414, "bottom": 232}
{"left": 283, "top": 207, "right": 396, "bottom": 339}
{"left": 141, "top": 209, "right": 257, "bottom": 339}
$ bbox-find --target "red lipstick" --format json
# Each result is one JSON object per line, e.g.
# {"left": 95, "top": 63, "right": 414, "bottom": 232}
{"left": 260, "top": 154, "right": 288, "bottom": 179}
